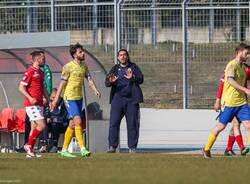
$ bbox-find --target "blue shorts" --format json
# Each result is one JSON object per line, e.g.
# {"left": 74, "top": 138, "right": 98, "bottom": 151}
{"left": 219, "top": 104, "right": 250, "bottom": 125}
{"left": 64, "top": 99, "right": 83, "bottom": 119}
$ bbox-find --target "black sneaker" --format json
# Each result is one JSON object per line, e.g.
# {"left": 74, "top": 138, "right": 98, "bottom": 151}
{"left": 240, "top": 147, "right": 249, "bottom": 156}
{"left": 224, "top": 149, "right": 236, "bottom": 156}
{"left": 49, "top": 146, "right": 58, "bottom": 153}
{"left": 15, "top": 147, "right": 25, "bottom": 153}
{"left": 202, "top": 148, "right": 211, "bottom": 159}
{"left": 107, "top": 146, "right": 116, "bottom": 153}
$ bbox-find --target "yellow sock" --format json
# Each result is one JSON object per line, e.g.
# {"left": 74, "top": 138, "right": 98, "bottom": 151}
{"left": 62, "top": 127, "right": 74, "bottom": 151}
{"left": 204, "top": 133, "right": 216, "bottom": 151}
{"left": 248, "top": 138, "right": 250, "bottom": 144}
{"left": 75, "top": 125, "right": 85, "bottom": 149}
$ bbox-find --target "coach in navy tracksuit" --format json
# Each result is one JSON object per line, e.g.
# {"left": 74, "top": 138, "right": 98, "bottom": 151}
{"left": 105, "top": 49, "right": 143, "bottom": 153}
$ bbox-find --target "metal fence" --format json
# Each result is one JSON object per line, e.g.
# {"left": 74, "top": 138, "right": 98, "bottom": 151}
{"left": 1, "top": 0, "right": 250, "bottom": 109}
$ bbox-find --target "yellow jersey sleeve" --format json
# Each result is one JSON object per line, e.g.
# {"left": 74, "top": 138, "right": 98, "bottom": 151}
{"left": 226, "top": 62, "right": 236, "bottom": 78}
{"left": 222, "top": 60, "right": 247, "bottom": 107}
{"left": 61, "top": 64, "right": 70, "bottom": 81}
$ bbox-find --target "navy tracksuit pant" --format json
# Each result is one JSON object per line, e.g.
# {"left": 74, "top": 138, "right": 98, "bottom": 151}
{"left": 109, "top": 95, "right": 140, "bottom": 149}
{"left": 24, "top": 114, "right": 31, "bottom": 144}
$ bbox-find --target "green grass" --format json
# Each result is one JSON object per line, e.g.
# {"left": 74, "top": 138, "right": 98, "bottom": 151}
{"left": 0, "top": 153, "right": 250, "bottom": 184}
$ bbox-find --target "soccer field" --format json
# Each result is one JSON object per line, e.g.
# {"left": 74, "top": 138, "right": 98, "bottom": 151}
{"left": 0, "top": 153, "right": 249, "bottom": 184}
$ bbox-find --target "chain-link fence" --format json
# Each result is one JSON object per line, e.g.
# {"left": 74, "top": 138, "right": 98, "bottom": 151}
{"left": 118, "top": 0, "right": 250, "bottom": 109}
{"left": 185, "top": 0, "right": 250, "bottom": 109}
{"left": 117, "top": 0, "right": 183, "bottom": 108}
{"left": 1, "top": 0, "right": 250, "bottom": 109}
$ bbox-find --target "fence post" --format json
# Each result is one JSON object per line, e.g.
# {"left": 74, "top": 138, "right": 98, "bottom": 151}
{"left": 26, "top": 0, "right": 38, "bottom": 32}
{"left": 236, "top": 0, "right": 241, "bottom": 42}
{"left": 209, "top": 0, "right": 214, "bottom": 43}
{"left": 115, "top": 0, "right": 123, "bottom": 64}
{"left": 249, "top": 1, "right": 250, "bottom": 39}
{"left": 93, "top": 0, "right": 98, "bottom": 46}
{"left": 26, "top": 0, "right": 30, "bottom": 33}
{"left": 151, "top": 0, "right": 157, "bottom": 48}
{"left": 51, "top": 0, "right": 54, "bottom": 32}
{"left": 182, "top": 0, "right": 189, "bottom": 109}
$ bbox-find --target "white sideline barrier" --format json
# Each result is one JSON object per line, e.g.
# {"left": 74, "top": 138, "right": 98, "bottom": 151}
{"left": 0, "top": 108, "right": 247, "bottom": 152}
{"left": 88, "top": 120, "right": 109, "bottom": 152}
{"left": 120, "top": 108, "right": 247, "bottom": 150}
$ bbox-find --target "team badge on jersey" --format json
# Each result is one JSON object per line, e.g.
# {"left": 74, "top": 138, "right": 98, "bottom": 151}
{"left": 33, "top": 72, "right": 40, "bottom": 77}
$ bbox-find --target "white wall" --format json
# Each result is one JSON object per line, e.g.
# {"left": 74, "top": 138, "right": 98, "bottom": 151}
{"left": 120, "top": 108, "right": 246, "bottom": 150}
{"left": 0, "top": 31, "right": 70, "bottom": 49}
{"left": 0, "top": 108, "right": 245, "bottom": 152}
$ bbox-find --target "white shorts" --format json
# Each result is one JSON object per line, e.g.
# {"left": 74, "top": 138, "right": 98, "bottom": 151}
{"left": 25, "top": 106, "right": 44, "bottom": 121}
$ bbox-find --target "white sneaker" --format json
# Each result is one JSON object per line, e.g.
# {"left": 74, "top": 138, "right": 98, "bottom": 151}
{"left": 26, "top": 153, "right": 42, "bottom": 158}
{"left": 24, "top": 144, "right": 36, "bottom": 158}
{"left": 129, "top": 148, "right": 136, "bottom": 153}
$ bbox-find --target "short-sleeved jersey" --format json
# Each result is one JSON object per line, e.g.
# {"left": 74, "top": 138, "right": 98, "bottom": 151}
{"left": 217, "top": 63, "right": 250, "bottom": 99}
{"left": 20, "top": 66, "right": 44, "bottom": 106}
{"left": 40, "top": 64, "right": 52, "bottom": 95}
{"left": 61, "top": 61, "right": 89, "bottom": 100}
{"left": 221, "top": 59, "right": 247, "bottom": 107}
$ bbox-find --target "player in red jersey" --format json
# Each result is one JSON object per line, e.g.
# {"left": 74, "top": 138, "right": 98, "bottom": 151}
{"left": 19, "top": 51, "right": 50, "bottom": 158}
{"left": 214, "top": 63, "right": 250, "bottom": 156}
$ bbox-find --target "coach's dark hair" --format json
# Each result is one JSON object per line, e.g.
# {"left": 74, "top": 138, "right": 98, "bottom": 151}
{"left": 117, "top": 48, "right": 131, "bottom": 62}
{"left": 30, "top": 50, "right": 42, "bottom": 61}
{"left": 70, "top": 43, "right": 83, "bottom": 58}
{"left": 235, "top": 43, "right": 250, "bottom": 54}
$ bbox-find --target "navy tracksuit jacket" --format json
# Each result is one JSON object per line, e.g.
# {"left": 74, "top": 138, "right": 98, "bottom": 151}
{"left": 105, "top": 61, "right": 143, "bottom": 149}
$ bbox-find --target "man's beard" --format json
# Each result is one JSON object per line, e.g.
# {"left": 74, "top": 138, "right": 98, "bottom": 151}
{"left": 39, "top": 63, "right": 45, "bottom": 67}
{"left": 120, "top": 60, "right": 128, "bottom": 65}
{"left": 78, "top": 56, "right": 85, "bottom": 61}
{"left": 240, "top": 57, "right": 247, "bottom": 63}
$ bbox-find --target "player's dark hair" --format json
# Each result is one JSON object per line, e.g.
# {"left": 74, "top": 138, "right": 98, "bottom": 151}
{"left": 70, "top": 43, "right": 83, "bottom": 58}
{"left": 38, "top": 50, "right": 45, "bottom": 54}
{"left": 30, "top": 50, "right": 42, "bottom": 61}
{"left": 235, "top": 43, "right": 250, "bottom": 54}
{"left": 51, "top": 88, "right": 57, "bottom": 93}
{"left": 117, "top": 48, "right": 131, "bottom": 62}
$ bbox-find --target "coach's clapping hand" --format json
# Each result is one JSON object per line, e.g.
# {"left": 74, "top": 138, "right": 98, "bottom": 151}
{"left": 109, "top": 73, "right": 118, "bottom": 83}
{"left": 124, "top": 68, "right": 133, "bottom": 79}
